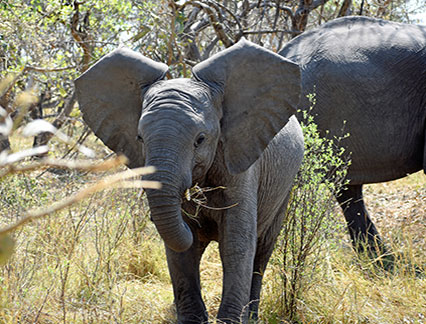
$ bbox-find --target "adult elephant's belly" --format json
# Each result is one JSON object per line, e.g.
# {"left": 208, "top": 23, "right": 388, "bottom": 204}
{"left": 315, "top": 111, "right": 424, "bottom": 185}
{"left": 343, "top": 138, "right": 423, "bottom": 185}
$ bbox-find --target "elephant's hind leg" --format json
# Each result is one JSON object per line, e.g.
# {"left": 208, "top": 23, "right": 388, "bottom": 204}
{"left": 248, "top": 198, "right": 289, "bottom": 322}
{"left": 336, "top": 184, "right": 385, "bottom": 255}
{"left": 248, "top": 234, "right": 278, "bottom": 323}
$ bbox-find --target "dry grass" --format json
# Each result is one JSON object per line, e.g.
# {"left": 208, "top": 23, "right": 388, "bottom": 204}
{"left": 261, "top": 172, "right": 425, "bottom": 323}
{"left": 0, "top": 122, "right": 425, "bottom": 323}
{"left": 365, "top": 173, "right": 425, "bottom": 261}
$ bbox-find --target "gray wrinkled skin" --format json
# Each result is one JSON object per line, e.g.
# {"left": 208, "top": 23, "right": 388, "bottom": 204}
{"left": 75, "top": 39, "right": 304, "bottom": 323}
{"left": 279, "top": 16, "right": 426, "bottom": 252}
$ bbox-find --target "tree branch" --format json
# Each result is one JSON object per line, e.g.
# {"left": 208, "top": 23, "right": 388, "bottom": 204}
{"left": 208, "top": 0, "right": 244, "bottom": 39}
{"left": 70, "top": 0, "right": 92, "bottom": 72}
{"left": 337, "top": 0, "right": 352, "bottom": 17}
{"left": 24, "top": 65, "right": 77, "bottom": 73}
{"left": 35, "top": 92, "right": 77, "bottom": 149}
{"left": 192, "top": 1, "right": 234, "bottom": 47}
{"left": 201, "top": 37, "right": 219, "bottom": 60}
{"left": 243, "top": 29, "right": 300, "bottom": 35}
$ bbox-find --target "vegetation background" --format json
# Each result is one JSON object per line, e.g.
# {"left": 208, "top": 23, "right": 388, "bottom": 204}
{"left": 0, "top": 0, "right": 425, "bottom": 323}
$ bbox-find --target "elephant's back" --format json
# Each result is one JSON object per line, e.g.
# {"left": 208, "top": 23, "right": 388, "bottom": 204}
{"left": 279, "top": 16, "right": 426, "bottom": 184}
{"left": 279, "top": 16, "right": 426, "bottom": 65}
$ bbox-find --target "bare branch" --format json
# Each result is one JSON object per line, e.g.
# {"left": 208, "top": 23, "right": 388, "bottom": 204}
{"left": 192, "top": 1, "right": 234, "bottom": 47}
{"left": 243, "top": 29, "right": 301, "bottom": 35}
{"left": 208, "top": 0, "right": 244, "bottom": 39}
{"left": 183, "top": 6, "right": 202, "bottom": 34}
{"left": 0, "top": 155, "right": 128, "bottom": 178}
{"left": 359, "top": 0, "right": 365, "bottom": 15}
{"left": 337, "top": 0, "right": 352, "bottom": 17}
{"left": 201, "top": 37, "right": 219, "bottom": 60}
{"left": 376, "top": 0, "right": 391, "bottom": 17}
{"left": 24, "top": 65, "right": 78, "bottom": 73}
{"left": 70, "top": 0, "right": 93, "bottom": 72}
{"left": 34, "top": 92, "right": 77, "bottom": 149}
{"left": 312, "top": 0, "right": 329, "bottom": 11}
{"left": 292, "top": 0, "right": 329, "bottom": 36}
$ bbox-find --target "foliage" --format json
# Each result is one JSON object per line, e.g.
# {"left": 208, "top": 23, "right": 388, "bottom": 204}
{"left": 1, "top": 0, "right": 423, "bottom": 148}
{"left": 266, "top": 94, "right": 350, "bottom": 321}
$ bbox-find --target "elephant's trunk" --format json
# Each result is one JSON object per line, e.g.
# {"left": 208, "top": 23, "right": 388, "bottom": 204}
{"left": 144, "top": 156, "right": 193, "bottom": 253}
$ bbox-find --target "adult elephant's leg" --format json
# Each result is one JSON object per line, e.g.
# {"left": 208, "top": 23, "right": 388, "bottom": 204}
{"left": 165, "top": 236, "right": 209, "bottom": 324}
{"left": 336, "top": 184, "right": 384, "bottom": 254}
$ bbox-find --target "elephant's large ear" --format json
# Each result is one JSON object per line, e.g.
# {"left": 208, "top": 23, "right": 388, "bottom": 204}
{"left": 75, "top": 48, "right": 168, "bottom": 168}
{"left": 192, "top": 38, "right": 300, "bottom": 174}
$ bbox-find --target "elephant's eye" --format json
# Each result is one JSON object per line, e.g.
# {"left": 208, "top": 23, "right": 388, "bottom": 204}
{"left": 136, "top": 135, "right": 144, "bottom": 143}
{"left": 194, "top": 133, "right": 206, "bottom": 148}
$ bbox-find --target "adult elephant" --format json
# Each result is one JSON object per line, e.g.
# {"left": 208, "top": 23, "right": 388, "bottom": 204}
{"left": 279, "top": 16, "right": 426, "bottom": 254}
{"left": 75, "top": 39, "right": 304, "bottom": 323}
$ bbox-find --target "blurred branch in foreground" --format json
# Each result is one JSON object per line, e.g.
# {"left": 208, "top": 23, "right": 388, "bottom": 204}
{"left": 0, "top": 159, "right": 159, "bottom": 236}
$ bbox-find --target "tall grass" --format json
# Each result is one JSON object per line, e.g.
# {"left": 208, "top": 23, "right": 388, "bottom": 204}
{"left": 0, "top": 163, "right": 174, "bottom": 323}
{"left": 2, "top": 170, "right": 423, "bottom": 324}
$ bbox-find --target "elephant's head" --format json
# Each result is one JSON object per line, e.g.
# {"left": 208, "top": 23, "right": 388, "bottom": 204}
{"left": 75, "top": 39, "right": 300, "bottom": 252}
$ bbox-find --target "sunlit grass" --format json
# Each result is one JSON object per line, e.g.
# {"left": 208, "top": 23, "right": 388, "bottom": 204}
{"left": 261, "top": 171, "right": 425, "bottom": 323}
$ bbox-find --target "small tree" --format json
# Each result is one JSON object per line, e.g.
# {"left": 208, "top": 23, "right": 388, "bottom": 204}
{"left": 271, "top": 94, "right": 350, "bottom": 321}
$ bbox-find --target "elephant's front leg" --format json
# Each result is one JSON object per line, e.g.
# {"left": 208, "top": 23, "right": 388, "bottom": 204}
{"left": 217, "top": 197, "right": 257, "bottom": 324}
{"left": 165, "top": 236, "right": 208, "bottom": 324}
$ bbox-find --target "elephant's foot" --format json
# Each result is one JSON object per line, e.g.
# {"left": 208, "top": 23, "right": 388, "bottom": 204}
{"left": 177, "top": 314, "right": 209, "bottom": 324}
{"left": 217, "top": 302, "right": 250, "bottom": 324}
{"left": 174, "top": 291, "right": 209, "bottom": 323}
{"left": 176, "top": 303, "right": 208, "bottom": 324}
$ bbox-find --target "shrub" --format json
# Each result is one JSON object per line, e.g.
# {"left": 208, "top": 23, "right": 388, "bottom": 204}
{"left": 266, "top": 94, "right": 350, "bottom": 322}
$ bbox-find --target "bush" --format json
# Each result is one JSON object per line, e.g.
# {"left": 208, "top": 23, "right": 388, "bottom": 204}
{"left": 265, "top": 94, "right": 350, "bottom": 322}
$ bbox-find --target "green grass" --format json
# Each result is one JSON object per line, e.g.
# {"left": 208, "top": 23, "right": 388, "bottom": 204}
{"left": 0, "top": 127, "right": 425, "bottom": 323}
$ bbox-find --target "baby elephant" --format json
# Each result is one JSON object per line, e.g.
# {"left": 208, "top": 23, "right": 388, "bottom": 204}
{"left": 75, "top": 39, "right": 304, "bottom": 323}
